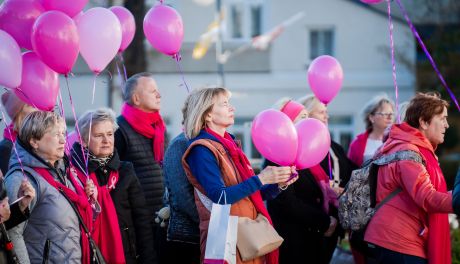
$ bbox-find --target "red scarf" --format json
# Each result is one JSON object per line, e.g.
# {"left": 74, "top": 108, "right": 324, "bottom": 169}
{"left": 121, "top": 103, "right": 165, "bottom": 163}
{"left": 73, "top": 167, "right": 126, "bottom": 264}
{"left": 33, "top": 167, "right": 93, "bottom": 264}
{"left": 418, "top": 147, "right": 450, "bottom": 264}
{"left": 205, "top": 128, "right": 278, "bottom": 264}
{"left": 3, "top": 123, "right": 17, "bottom": 142}
{"left": 309, "top": 165, "right": 338, "bottom": 214}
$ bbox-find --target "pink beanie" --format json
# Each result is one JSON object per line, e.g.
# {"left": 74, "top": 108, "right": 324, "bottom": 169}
{"left": 280, "top": 100, "right": 305, "bottom": 121}
{"left": 1, "top": 91, "right": 26, "bottom": 120}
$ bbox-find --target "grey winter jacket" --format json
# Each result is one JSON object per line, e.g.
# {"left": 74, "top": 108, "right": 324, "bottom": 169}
{"left": 5, "top": 142, "right": 82, "bottom": 264}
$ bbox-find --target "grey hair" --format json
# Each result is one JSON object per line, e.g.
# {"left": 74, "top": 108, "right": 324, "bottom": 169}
{"left": 183, "top": 87, "right": 230, "bottom": 139}
{"left": 297, "top": 94, "right": 322, "bottom": 114}
{"left": 362, "top": 94, "right": 394, "bottom": 131}
{"left": 77, "top": 108, "right": 118, "bottom": 144}
{"left": 19, "top": 111, "right": 64, "bottom": 149}
{"left": 123, "top": 72, "right": 154, "bottom": 104}
{"left": 272, "top": 97, "right": 292, "bottom": 111}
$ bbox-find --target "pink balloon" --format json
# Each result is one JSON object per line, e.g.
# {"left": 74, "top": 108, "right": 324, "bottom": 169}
{"left": 0, "top": 30, "right": 22, "bottom": 88}
{"left": 251, "top": 109, "right": 298, "bottom": 166}
{"left": 295, "top": 118, "right": 331, "bottom": 169}
{"left": 65, "top": 130, "right": 79, "bottom": 155}
{"left": 307, "top": 55, "right": 344, "bottom": 104}
{"left": 32, "top": 11, "right": 79, "bottom": 75}
{"left": 0, "top": 0, "right": 45, "bottom": 50}
{"left": 143, "top": 4, "right": 184, "bottom": 56}
{"left": 15, "top": 52, "right": 59, "bottom": 111}
{"left": 40, "top": 0, "right": 88, "bottom": 18}
{"left": 72, "top": 11, "right": 84, "bottom": 24}
{"left": 360, "top": 0, "right": 384, "bottom": 4}
{"left": 77, "top": 7, "right": 122, "bottom": 74}
{"left": 110, "top": 6, "right": 136, "bottom": 53}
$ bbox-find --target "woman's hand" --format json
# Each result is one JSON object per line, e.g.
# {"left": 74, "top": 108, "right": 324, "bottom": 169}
{"left": 18, "top": 179, "right": 36, "bottom": 212}
{"left": 258, "top": 166, "right": 292, "bottom": 185}
{"left": 85, "top": 179, "right": 98, "bottom": 201}
{"left": 324, "top": 216, "right": 338, "bottom": 237}
{"left": 0, "top": 197, "right": 10, "bottom": 223}
{"left": 278, "top": 166, "right": 299, "bottom": 190}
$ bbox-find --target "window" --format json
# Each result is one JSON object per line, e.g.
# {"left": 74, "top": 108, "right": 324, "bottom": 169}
{"left": 226, "top": 0, "right": 264, "bottom": 40}
{"left": 309, "top": 29, "right": 334, "bottom": 60}
{"left": 328, "top": 115, "right": 354, "bottom": 152}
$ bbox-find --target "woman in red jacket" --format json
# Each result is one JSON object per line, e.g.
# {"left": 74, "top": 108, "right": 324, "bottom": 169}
{"left": 365, "top": 92, "right": 452, "bottom": 264}
{"left": 348, "top": 94, "right": 395, "bottom": 166}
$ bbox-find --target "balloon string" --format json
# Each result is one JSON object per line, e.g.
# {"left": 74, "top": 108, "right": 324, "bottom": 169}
{"left": 173, "top": 53, "right": 191, "bottom": 93}
{"left": 0, "top": 109, "right": 26, "bottom": 179}
{"left": 386, "top": 0, "right": 400, "bottom": 124}
{"left": 91, "top": 74, "right": 97, "bottom": 105}
{"left": 58, "top": 85, "right": 72, "bottom": 155}
{"left": 394, "top": 0, "right": 460, "bottom": 111}
{"left": 65, "top": 77, "right": 89, "bottom": 177}
{"left": 13, "top": 88, "right": 39, "bottom": 110}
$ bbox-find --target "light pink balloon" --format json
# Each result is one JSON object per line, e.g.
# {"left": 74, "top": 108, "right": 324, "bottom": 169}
{"left": 143, "top": 4, "right": 183, "bottom": 56}
{"left": 0, "top": 30, "right": 22, "bottom": 88}
{"left": 32, "top": 11, "right": 79, "bottom": 75}
{"left": 77, "top": 7, "right": 122, "bottom": 74}
{"left": 251, "top": 109, "right": 298, "bottom": 166}
{"left": 295, "top": 118, "right": 331, "bottom": 169}
{"left": 110, "top": 6, "right": 136, "bottom": 53}
{"left": 360, "top": 0, "right": 384, "bottom": 4}
{"left": 40, "top": 0, "right": 88, "bottom": 18}
{"left": 307, "top": 55, "right": 344, "bottom": 104}
{"left": 72, "top": 11, "right": 84, "bottom": 25}
{"left": 15, "top": 52, "right": 59, "bottom": 111}
{"left": 0, "top": 0, "right": 45, "bottom": 50}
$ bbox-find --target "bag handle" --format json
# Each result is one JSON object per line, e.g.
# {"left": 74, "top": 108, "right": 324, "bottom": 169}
{"left": 217, "top": 190, "right": 227, "bottom": 205}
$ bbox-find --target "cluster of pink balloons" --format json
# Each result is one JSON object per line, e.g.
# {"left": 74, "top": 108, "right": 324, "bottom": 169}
{"left": 144, "top": 3, "right": 184, "bottom": 57}
{"left": 0, "top": 0, "right": 137, "bottom": 111}
{"left": 251, "top": 110, "right": 331, "bottom": 169}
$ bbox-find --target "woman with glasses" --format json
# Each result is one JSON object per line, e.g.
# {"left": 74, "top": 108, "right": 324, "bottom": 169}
{"left": 348, "top": 94, "right": 395, "bottom": 167}
{"left": 347, "top": 94, "right": 395, "bottom": 264}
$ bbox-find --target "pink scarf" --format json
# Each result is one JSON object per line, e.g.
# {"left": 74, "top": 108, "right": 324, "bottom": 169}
{"left": 309, "top": 165, "right": 338, "bottom": 214}
{"left": 418, "top": 147, "right": 450, "bottom": 264}
{"left": 3, "top": 123, "right": 17, "bottom": 142}
{"left": 73, "top": 167, "right": 126, "bottom": 264}
{"left": 33, "top": 167, "right": 93, "bottom": 264}
{"left": 121, "top": 103, "right": 165, "bottom": 163}
{"left": 205, "top": 128, "right": 279, "bottom": 264}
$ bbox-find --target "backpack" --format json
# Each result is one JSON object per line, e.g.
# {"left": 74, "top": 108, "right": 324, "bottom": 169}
{"left": 338, "top": 150, "right": 425, "bottom": 231}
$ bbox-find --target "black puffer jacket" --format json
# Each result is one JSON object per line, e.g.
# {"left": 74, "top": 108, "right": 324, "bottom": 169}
{"left": 115, "top": 116, "right": 164, "bottom": 214}
{"left": 71, "top": 144, "right": 155, "bottom": 264}
{"left": 0, "top": 139, "right": 13, "bottom": 175}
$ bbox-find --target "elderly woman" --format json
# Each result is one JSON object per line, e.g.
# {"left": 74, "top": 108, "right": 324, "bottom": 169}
{"left": 365, "top": 93, "right": 452, "bottom": 264}
{"left": 182, "top": 88, "right": 296, "bottom": 264}
{"left": 70, "top": 108, "right": 154, "bottom": 264}
{"left": 266, "top": 98, "right": 338, "bottom": 264}
{"left": 348, "top": 94, "right": 395, "bottom": 166}
{"left": 298, "top": 95, "right": 357, "bottom": 193}
{"left": 4, "top": 111, "right": 97, "bottom": 264}
{"left": 0, "top": 91, "right": 36, "bottom": 175}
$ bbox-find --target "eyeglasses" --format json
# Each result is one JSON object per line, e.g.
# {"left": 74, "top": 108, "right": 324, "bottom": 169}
{"left": 374, "top": 112, "right": 394, "bottom": 118}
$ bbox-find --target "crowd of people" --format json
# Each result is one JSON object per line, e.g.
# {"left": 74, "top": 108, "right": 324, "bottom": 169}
{"left": 0, "top": 72, "right": 457, "bottom": 264}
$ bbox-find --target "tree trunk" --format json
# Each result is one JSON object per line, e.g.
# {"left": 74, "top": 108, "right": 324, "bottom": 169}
{"left": 123, "top": 0, "right": 147, "bottom": 77}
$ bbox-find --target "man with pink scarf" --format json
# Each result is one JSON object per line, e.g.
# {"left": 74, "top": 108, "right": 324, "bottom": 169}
{"left": 114, "top": 72, "right": 165, "bottom": 264}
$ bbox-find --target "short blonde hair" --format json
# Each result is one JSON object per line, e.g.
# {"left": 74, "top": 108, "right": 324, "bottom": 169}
{"left": 183, "top": 87, "right": 230, "bottom": 139}
{"left": 77, "top": 108, "right": 118, "bottom": 144}
{"left": 19, "top": 111, "right": 64, "bottom": 149}
{"left": 297, "top": 94, "right": 322, "bottom": 114}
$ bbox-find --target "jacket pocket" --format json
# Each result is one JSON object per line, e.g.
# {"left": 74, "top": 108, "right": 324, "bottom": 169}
{"left": 42, "top": 239, "right": 51, "bottom": 264}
